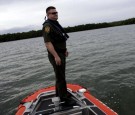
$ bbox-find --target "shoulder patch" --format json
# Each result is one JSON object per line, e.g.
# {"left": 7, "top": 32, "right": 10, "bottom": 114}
{"left": 44, "top": 26, "right": 50, "bottom": 33}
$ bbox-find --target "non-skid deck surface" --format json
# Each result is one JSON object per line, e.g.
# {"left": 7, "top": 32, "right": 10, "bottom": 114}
{"left": 34, "top": 97, "right": 106, "bottom": 115}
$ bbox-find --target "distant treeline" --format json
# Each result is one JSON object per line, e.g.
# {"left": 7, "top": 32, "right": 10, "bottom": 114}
{"left": 0, "top": 18, "right": 135, "bottom": 43}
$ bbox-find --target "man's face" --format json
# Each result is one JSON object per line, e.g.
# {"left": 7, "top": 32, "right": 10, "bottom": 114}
{"left": 47, "top": 9, "right": 58, "bottom": 20}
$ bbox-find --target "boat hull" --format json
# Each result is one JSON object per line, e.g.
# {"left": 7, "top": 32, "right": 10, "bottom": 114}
{"left": 16, "top": 84, "right": 118, "bottom": 115}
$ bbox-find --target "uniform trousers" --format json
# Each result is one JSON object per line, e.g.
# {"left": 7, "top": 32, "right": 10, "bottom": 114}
{"left": 48, "top": 52, "right": 68, "bottom": 100}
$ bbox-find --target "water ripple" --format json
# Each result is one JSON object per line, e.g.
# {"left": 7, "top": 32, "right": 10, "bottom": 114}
{"left": 0, "top": 25, "right": 135, "bottom": 115}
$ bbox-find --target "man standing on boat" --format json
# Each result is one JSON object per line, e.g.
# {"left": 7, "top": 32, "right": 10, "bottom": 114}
{"left": 42, "top": 6, "right": 75, "bottom": 106}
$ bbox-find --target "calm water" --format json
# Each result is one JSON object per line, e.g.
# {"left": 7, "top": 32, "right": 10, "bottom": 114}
{"left": 0, "top": 25, "right": 135, "bottom": 115}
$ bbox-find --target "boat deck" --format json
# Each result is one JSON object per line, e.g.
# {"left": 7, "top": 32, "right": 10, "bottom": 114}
{"left": 27, "top": 90, "right": 106, "bottom": 115}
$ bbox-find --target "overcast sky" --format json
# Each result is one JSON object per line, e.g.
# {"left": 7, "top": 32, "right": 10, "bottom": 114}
{"left": 0, "top": 0, "right": 135, "bottom": 34}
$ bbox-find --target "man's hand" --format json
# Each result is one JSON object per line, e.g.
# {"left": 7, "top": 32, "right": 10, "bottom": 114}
{"left": 55, "top": 56, "right": 61, "bottom": 65}
{"left": 65, "top": 50, "right": 69, "bottom": 57}
{"left": 45, "top": 42, "right": 61, "bottom": 65}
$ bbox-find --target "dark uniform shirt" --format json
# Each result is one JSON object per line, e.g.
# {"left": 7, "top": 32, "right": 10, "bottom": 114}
{"left": 43, "top": 21, "right": 67, "bottom": 53}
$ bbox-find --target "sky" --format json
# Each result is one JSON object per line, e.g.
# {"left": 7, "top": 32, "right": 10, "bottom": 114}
{"left": 0, "top": 0, "right": 135, "bottom": 34}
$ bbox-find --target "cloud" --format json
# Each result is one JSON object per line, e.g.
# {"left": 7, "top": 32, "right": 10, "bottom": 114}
{"left": 0, "top": 0, "right": 135, "bottom": 34}
{"left": 58, "top": 0, "right": 135, "bottom": 26}
{"left": 0, "top": 25, "right": 41, "bottom": 34}
{"left": 0, "top": 0, "right": 46, "bottom": 30}
{"left": 0, "top": 0, "right": 50, "bottom": 5}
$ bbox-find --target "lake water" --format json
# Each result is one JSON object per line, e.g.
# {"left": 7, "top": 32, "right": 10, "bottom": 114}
{"left": 0, "top": 24, "right": 135, "bottom": 115}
